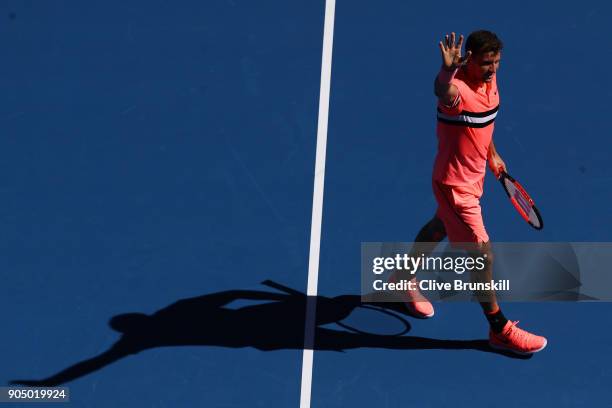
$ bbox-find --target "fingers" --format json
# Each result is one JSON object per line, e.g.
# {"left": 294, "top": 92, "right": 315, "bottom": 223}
{"left": 440, "top": 32, "right": 464, "bottom": 50}
{"left": 492, "top": 163, "right": 506, "bottom": 179}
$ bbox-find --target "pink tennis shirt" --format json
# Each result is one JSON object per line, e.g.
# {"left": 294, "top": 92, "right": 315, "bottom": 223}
{"left": 432, "top": 71, "right": 500, "bottom": 193}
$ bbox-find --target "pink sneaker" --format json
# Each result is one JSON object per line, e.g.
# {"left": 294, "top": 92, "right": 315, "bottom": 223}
{"left": 388, "top": 274, "right": 434, "bottom": 319}
{"left": 489, "top": 321, "right": 548, "bottom": 355}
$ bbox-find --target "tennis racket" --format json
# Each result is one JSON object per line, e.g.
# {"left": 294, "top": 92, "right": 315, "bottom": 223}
{"left": 262, "top": 281, "right": 410, "bottom": 336}
{"left": 498, "top": 170, "right": 543, "bottom": 230}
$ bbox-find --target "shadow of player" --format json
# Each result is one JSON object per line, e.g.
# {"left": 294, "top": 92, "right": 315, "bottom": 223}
{"left": 10, "top": 280, "right": 529, "bottom": 386}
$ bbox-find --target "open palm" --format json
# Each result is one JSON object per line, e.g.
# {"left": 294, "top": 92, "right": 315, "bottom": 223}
{"left": 439, "top": 32, "right": 471, "bottom": 70}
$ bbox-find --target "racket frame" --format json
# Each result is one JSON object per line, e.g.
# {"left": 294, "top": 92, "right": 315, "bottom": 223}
{"left": 335, "top": 304, "right": 411, "bottom": 337}
{"left": 498, "top": 171, "right": 544, "bottom": 230}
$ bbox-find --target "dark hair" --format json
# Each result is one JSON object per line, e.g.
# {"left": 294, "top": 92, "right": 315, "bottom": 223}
{"left": 465, "top": 30, "right": 503, "bottom": 55}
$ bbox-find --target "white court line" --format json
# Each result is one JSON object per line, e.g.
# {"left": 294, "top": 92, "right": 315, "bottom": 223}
{"left": 299, "top": 0, "right": 336, "bottom": 407}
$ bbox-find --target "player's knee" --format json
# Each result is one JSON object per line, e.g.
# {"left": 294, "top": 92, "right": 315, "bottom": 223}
{"left": 427, "top": 217, "right": 446, "bottom": 241}
{"left": 477, "top": 241, "right": 494, "bottom": 267}
{"left": 468, "top": 241, "right": 493, "bottom": 268}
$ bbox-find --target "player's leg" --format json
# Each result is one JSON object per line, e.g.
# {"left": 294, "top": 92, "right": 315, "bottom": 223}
{"left": 468, "top": 242, "right": 547, "bottom": 354}
{"left": 413, "top": 215, "right": 447, "bottom": 254}
{"left": 434, "top": 181, "right": 547, "bottom": 354}
{"left": 388, "top": 216, "right": 445, "bottom": 318}
{"left": 399, "top": 215, "right": 447, "bottom": 278}
{"left": 468, "top": 241, "right": 499, "bottom": 313}
{"left": 394, "top": 215, "right": 446, "bottom": 280}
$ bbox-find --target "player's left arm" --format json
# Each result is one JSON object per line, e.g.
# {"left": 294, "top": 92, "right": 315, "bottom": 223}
{"left": 488, "top": 140, "right": 507, "bottom": 178}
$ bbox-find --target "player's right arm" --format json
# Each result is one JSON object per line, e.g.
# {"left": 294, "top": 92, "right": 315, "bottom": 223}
{"left": 434, "top": 32, "right": 471, "bottom": 107}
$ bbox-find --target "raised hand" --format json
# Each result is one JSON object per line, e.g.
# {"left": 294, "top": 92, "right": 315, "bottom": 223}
{"left": 438, "top": 32, "right": 471, "bottom": 71}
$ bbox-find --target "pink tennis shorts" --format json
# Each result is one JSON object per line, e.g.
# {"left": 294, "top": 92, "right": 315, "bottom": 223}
{"left": 432, "top": 179, "right": 489, "bottom": 244}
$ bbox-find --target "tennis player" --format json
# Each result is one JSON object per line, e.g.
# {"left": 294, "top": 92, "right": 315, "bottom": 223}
{"left": 392, "top": 30, "right": 547, "bottom": 355}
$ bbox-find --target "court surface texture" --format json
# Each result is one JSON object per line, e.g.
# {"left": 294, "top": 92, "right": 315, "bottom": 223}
{"left": 1, "top": 1, "right": 611, "bottom": 407}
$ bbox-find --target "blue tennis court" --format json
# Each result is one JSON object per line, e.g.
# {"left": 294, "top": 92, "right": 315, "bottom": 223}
{"left": 2, "top": 1, "right": 611, "bottom": 407}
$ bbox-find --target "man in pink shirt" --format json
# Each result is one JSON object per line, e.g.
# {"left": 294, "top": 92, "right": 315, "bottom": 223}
{"left": 392, "top": 30, "right": 547, "bottom": 355}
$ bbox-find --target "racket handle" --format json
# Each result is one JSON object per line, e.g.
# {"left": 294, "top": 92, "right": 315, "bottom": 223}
{"left": 261, "top": 280, "right": 305, "bottom": 297}
{"left": 497, "top": 167, "right": 505, "bottom": 179}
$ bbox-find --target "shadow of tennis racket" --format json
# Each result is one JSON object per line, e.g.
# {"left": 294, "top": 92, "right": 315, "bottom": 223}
{"left": 262, "top": 280, "right": 411, "bottom": 337}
